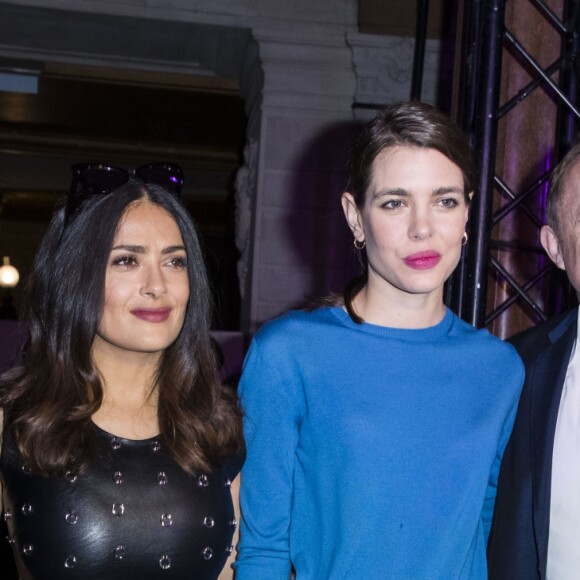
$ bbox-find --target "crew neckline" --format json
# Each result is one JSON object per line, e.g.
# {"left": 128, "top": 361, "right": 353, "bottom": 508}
{"left": 327, "top": 305, "right": 455, "bottom": 341}
{"left": 92, "top": 422, "right": 161, "bottom": 443}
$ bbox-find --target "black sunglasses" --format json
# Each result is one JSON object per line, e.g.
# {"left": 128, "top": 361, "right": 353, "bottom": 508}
{"left": 66, "top": 162, "right": 184, "bottom": 220}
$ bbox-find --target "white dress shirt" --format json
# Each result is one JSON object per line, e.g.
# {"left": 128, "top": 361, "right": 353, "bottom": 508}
{"left": 547, "top": 309, "right": 580, "bottom": 579}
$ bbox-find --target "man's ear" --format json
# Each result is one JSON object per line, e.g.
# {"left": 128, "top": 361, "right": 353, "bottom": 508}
{"left": 464, "top": 191, "right": 474, "bottom": 224}
{"left": 540, "top": 225, "right": 566, "bottom": 270}
{"left": 341, "top": 192, "right": 365, "bottom": 243}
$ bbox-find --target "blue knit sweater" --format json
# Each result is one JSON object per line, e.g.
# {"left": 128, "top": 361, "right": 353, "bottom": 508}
{"left": 235, "top": 307, "right": 524, "bottom": 579}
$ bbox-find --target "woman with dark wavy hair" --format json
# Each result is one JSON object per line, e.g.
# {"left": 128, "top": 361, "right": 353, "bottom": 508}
{"left": 0, "top": 164, "right": 244, "bottom": 579}
{"left": 235, "top": 102, "right": 524, "bottom": 579}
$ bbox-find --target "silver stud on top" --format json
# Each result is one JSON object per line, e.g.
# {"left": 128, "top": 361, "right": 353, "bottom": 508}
{"left": 152, "top": 441, "right": 161, "bottom": 453}
{"left": 197, "top": 474, "right": 209, "bottom": 487}
{"left": 110, "top": 437, "right": 122, "bottom": 450}
{"left": 229, "top": 518, "right": 238, "bottom": 528}
{"left": 226, "top": 544, "right": 234, "bottom": 555}
{"left": 203, "top": 516, "right": 215, "bottom": 528}
{"left": 158, "top": 471, "right": 168, "bottom": 485}
{"left": 65, "top": 511, "right": 78, "bottom": 525}
{"left": 202, "top": 547, "right": 213, "bottom": 560}
{"left": 3, "top": 510, "right": 12, "bottom": 521}
{"left": 160, "top": 513, "right": 173, "bottom": 527}
{"left": 21, "top": 504, "right": 33, "bottom": 516}
{"left": 225, "top": 478, "right": 232, "bottom": 487}
{"left": 6, "top": 536, "right": 15, "bottom": 545}
{"left": 64, "top": 555, "right": 77, "bottom": 569}
{"left": 113, "top": 545, "right": 126, "bottom": 560}
{"left": 113, "top": 471, "right": 124, "bottom": 485}
{"left": 159, "top": 554, "right": 171, "bottom": 570}
{"left": 23, "top": 544, "right": 33, "bottom": 556}
{"left": 112, "top": 503, "right": 125, "bottom": 516}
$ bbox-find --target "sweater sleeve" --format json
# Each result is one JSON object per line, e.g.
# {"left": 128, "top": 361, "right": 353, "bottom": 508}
{"left": 234, "top": 333, "right": 304, "bottom": 580}
{"left": 482, "top": 364, "right": 524, "bottom": 542}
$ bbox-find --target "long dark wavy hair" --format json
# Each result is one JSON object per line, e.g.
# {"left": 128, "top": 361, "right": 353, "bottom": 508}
{"left": 0, "top": 180, "right": 243, "bottom": 476}
{"left": 341, "top": 101, "right": 476, "bottom": 322}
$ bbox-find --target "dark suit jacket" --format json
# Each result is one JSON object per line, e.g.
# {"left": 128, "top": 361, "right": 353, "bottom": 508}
{"left": 488, "top": 309, "right": 577, "bottom": 580}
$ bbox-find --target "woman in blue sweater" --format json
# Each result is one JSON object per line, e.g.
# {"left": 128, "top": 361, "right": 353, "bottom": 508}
{"left": 235, "top": 102, "right": 524, "bottom": 579}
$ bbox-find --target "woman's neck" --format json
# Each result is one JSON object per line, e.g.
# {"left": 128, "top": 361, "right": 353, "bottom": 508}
{"left": 351, "top": 282, "right": 446, "bottom": 329}
{"left": 92, "top": 399, "right": 159, "bottom": 440}
{"left": 91, "top": 339, "right": 161, "bottom": 439}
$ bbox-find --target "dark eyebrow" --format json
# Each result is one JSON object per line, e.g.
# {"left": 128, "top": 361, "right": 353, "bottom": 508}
{"left": 371, "top": 188, "right": 408, "bottom": 200}
{"left": 111, "top": 244, "right": 146, "bottom": 253}
{"left": 110, "top": 244, "right": 186, "bottom": 254}
{"left": 432, "top": 186, "right": 464, "bottom": 196}
{"left": 161, "top": 245, "right": 186, "bottom": 255}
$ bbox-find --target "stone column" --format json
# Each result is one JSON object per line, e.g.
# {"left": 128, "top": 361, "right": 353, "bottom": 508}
{"left": 236, "top": 28, "right": 358, "bottom": 332}
{"left": 347, "top": 32, "right": 442, "bottom": 118}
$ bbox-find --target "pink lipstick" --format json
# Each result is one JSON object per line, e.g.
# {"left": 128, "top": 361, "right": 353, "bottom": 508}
{"left": 131, "top": 308, "right": 172, "bottom": 322}
{"left": 403, "top": 251, "right": 441, "bottom": 270}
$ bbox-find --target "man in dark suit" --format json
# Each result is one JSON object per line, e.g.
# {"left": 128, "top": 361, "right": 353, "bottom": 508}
{"left": 488, "top": 143, "right": 580, "bottom": 579}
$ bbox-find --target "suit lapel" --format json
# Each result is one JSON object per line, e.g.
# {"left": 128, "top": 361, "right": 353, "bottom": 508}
{"left": 531, "top": 312, "right": 577, "bottom": 577}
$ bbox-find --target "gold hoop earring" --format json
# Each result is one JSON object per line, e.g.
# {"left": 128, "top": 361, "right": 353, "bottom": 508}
{"left": 354, "top": 239, "right": 366, "bottom": 250}
{"left": 461, "top": 232, "right": 468, "bottom": 246}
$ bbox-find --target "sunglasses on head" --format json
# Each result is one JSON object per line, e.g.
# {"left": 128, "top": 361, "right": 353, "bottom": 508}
{"left": 66, "top": 162, "right": 184, "bottom": 220}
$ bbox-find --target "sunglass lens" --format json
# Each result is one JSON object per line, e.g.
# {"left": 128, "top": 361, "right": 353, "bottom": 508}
{"left": 81, "top": 166, "right": 128, "bottom": 195}
{"left": 136, "top": 164, "right": 184, "bottom": 195}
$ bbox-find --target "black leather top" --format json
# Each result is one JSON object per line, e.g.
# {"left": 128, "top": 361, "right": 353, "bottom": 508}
{"left": 1, "top": 423, "right": 243, "bottom": 579}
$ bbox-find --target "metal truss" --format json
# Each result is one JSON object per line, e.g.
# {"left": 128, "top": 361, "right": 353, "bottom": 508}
{"left": 449, "top": 0, "right": 580, "bottom": 333}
